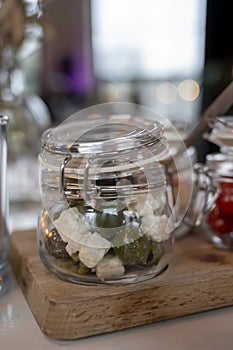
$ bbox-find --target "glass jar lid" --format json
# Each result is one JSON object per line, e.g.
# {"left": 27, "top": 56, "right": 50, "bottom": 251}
{"left": 41, "top": 115, "right": 167, "bottom": 158}
{"left": 203, "top": 115, "right": 233, "bottom": 153}
{"left": 206, "top": 152, "right": 233, "bottom": 178}
{"left": 39, "top": 104, "right": 169, "bottom": 179}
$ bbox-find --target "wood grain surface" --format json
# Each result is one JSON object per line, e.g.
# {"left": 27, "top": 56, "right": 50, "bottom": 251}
{"left": 9, "top": 228, "right": 233, "bottom": 340}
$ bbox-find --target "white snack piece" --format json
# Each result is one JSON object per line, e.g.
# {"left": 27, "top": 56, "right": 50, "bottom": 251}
{"left": 53, "top": 207, "right": 111, "bottom": 249}
{"left": 79, "top": 245, "right": 107, "bottom": 268}
{"left": 53, "top": 207, "right": 89, "bottom": 241}
{"left": 135, "top": 193, "right": 163, "bottom": 216}
{"left": 96, "top": 255, "right": 125, "bottom": 279}
{"left": 158, "top": 214, "right": 172, "bottom": 241}
{"left": 133, "top": 193, "right": 171, "bottom": 242}
{"left": 65, "top": 240, "right": 81, "bottom": 256}
{"left": 141, "top": 214, "right": 160, "bottom": 241}
{"left": 141, "top": 214, "right": 170, "bottom": 242}
{"left": 53, "top": 207, "right": 111, "bottom": 267}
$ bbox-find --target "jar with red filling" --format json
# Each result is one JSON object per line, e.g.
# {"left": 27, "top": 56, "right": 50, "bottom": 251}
{"left": 203, "top": 153, "right": 233, "bottom": 250}
{"left": 202, "top": 116, "right": 233, "bottom": 250}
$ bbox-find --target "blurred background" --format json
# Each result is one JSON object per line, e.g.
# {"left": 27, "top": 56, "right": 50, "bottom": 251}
{"left": 38, "top": 1, "right": 233, "bottom": 119}
{"left": 26, "top": 0, "right": 233, "bottom": 153}
{"left": 0, "top": 0, "right": 233, "bottom": 229}
{"left": 3, "top": 0, "right": 231, "bottom": 131}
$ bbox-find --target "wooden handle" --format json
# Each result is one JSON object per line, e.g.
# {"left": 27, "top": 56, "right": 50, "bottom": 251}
{"left": 185, "top": 81, "right": 233, "bottom": 148}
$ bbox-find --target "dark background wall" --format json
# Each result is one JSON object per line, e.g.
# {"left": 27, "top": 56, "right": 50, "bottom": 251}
{"left": 197, "top": 0, "right": 233, "bottom": 161}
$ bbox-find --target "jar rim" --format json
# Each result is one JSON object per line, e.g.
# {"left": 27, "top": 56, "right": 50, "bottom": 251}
{"left": 41, "top": 116, "right": 167, "bottom": 157}
{"left": 206, "top": 152, "right": 233, "bottom": 177}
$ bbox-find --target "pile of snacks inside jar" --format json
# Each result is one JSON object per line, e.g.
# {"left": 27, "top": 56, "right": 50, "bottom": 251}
{"left": 43, "top": 194, "right": 171, "bottom": 280}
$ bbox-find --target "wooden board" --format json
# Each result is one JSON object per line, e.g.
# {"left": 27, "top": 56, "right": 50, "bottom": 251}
{"left": 9, "top": 228, "right": 233, "bottom": 340}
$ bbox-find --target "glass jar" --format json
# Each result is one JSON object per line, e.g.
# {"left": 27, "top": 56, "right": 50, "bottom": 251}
{"left": 203, "top": 153, "right": 233, "bottom": 249}
{"left": 202, "top": 116, "right": 233, "bottom": 250}
{"left": 37, "top": 104, "right": 177, "bottom": 285}
{"left": 0, "top": 55, "right": 42, "bottom": 204}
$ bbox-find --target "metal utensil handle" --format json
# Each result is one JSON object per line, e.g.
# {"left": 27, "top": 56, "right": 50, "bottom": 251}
{"left": 185, "top": 81, "right": 233, "bottom": 149}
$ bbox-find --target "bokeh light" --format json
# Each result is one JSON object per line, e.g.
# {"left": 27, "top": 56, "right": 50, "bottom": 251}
{"left": 178, "top": 79, "right": 200, "bottom": 101}
{"left": 156, "top": 82, "right": 178, "bottom": 104}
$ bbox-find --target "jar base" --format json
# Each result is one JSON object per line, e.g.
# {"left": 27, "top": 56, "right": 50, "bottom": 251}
{"left": 202, "top": 223, "right": 233, "bottom": 251}
{"left": 174, "top": 223, "right": 190, "bottom": 239}
{"left": 39, "top": 248, "right": 169, "bottom": 286}
{"left": 0, "top": 264, "right": 10, "bottom": 296}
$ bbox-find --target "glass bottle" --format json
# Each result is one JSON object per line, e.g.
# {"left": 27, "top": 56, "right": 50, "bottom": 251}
{"left": 0, "top": 51, "right": 41, "bottom": 205}
{"left": 0, "top": 0, "right": 51, "bottom": 230}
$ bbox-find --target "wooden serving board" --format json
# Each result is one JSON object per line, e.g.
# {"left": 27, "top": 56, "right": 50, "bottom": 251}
{"left": 9, "top": 228, "right": 233, "bottom": 340}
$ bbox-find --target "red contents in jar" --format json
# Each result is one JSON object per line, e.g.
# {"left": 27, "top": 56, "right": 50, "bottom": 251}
{"left": 207, "top": 180, "right": 233, "bottom": 234}
{"left": 216, "top": 181, "right": 233, "bottom": 217}
{"left": 207, "top": 206, "right": 232, "bottom": 234}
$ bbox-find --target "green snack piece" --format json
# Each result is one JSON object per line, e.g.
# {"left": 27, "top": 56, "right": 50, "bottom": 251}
{"left": 55, "top": 257, "right": 90, "bottom": 275}
{"left": 67, "top": 261, "right": 90, "bottom": 275}
{"left": 111, "top": 223, "right": 142, "bottom": 247}
{"left": 114, "top": 235, "right": 151, "bottom": 266}
{"left": 44, "top": 229, "right": 69, "bottom": 259}
{"left": 93, "top": 210, "right": 125, "bottom": 241}
{"left": 55, "top": 258, "right": 73, "bottom": 268}
{"left": 70, "top": 253, "right": 93, "bottom": 274}
{"left": 71, "top": 252, "right": 80, "bottom": 262}
{"left": 146, "top": 242, "right": 164, "bottom": 266}
{"left": 95, "top": 210, "right": 125, "bottom": 229}
{"left": 114, "top": 231, "right": 164, "bottom": 267}
{"left": 76, "top": 206, "right": 126, "bottom": 242}
{"left": 76, "top": 261, "right": 90, "bottom": 275}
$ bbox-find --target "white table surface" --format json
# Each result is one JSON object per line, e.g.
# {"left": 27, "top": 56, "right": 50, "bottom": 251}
{"left": 1, "top": 272, "right": 233, "bottom": 350}
{"left": 1, "top": 206, "right": 233, "bottom": 350}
